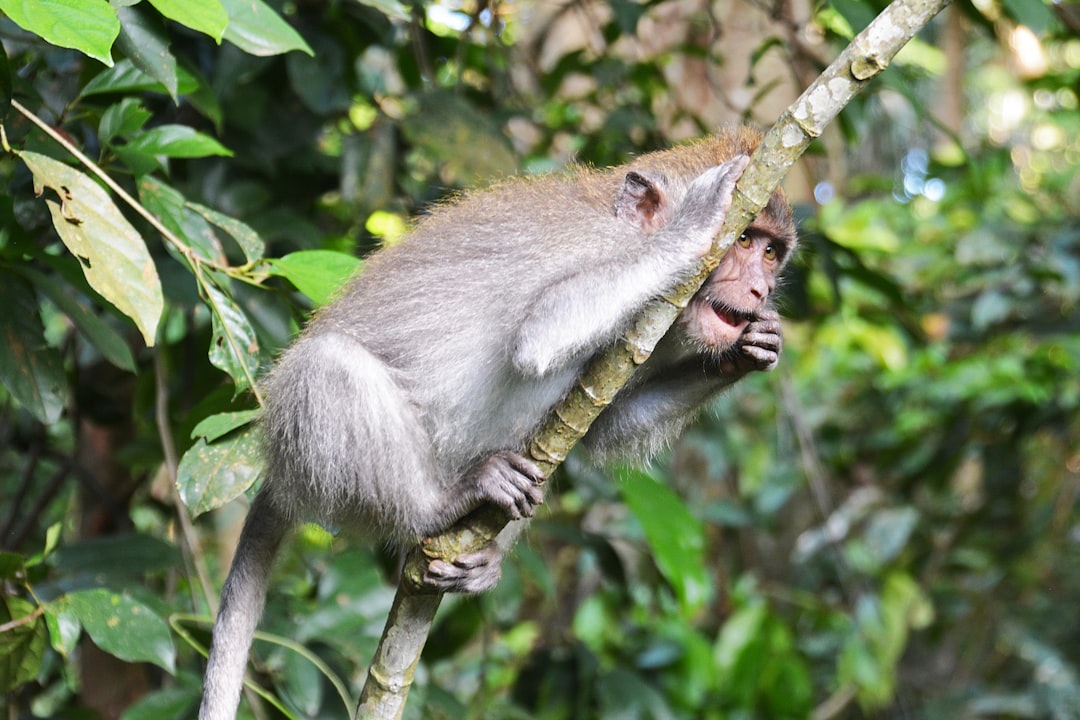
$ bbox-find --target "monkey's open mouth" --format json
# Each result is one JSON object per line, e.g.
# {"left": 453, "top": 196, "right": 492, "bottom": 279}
{"left": 710, "top": 302, "right": 752, "bottom": 331}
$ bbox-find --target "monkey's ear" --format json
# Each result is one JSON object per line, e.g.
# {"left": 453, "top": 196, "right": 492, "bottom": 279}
{"left": 615, "top": 171, "right": 672, "bottom": 233}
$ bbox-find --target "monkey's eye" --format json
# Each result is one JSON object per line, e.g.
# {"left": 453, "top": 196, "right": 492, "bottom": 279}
{"left": 737, "top": 232, "right": 752, "bottom": 248}
{"left": 764, "top": 244, "right": 778, "bottom": 261}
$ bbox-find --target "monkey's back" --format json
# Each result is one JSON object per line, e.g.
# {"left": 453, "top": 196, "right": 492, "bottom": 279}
{"left": 292, "top": 170, "right": 640, "bottom": 478}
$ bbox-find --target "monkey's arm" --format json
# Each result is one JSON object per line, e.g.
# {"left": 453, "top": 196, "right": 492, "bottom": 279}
{"left": 513, "top": 160, "right": 747, "bottom": 377}
{"left": 582, "top": 310, "right": 782, "bottom": 459}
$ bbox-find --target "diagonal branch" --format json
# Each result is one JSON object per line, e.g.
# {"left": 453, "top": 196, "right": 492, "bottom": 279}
{"left": 356, "top": 0, "right": 952, "bottom": 717}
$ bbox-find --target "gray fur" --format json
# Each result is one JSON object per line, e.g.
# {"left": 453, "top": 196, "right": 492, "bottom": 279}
{"left": 200, "top": 147, "right": 795, "bottom": 719}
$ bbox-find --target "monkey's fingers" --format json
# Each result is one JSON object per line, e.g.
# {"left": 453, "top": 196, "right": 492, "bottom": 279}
{"left": 739, "top": 329, "right": 782, "bottom": 353}
{"left": 425, "top": 543, "right": 503, "bottom": 594}
{"left": 739, "top": 342, "right": 780, "bottom": 371}
{"left": 475, "top": 451, "right": 545, "bottom": 520}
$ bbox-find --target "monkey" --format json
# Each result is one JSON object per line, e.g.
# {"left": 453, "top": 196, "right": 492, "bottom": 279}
{"left": 199, "top": 125, "right": 797, "bottom": 720}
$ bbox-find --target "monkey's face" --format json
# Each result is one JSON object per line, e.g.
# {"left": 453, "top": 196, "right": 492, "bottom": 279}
{"left": 678, "top": 225, "right": 792, "bottom": 353}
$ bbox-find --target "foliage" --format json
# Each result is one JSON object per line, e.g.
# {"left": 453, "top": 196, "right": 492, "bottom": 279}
{"left": 1, "top": 1, "right": 1078, "bottom": 719}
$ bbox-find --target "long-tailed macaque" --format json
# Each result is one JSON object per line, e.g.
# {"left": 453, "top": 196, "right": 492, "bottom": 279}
{"left": 199, "top": 125, "right": 797, "bottom": 720}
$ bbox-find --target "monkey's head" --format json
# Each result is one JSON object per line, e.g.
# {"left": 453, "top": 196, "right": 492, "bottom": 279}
{"left": 619, "top": 127, "right": 798, "bottom": 356}
{"left": 679, "top": 189, "right": 797, "bottom": 353}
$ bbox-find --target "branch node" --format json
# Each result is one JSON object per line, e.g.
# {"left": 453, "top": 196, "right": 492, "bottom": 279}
{"left": 851, "top": 53, "right": 886, "bottom": 80}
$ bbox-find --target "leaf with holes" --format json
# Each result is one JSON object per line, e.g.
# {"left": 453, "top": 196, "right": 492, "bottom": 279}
{"left": 204, "top": 280, "right": 260, "bottom": 394}
{"left": 20, "top": 152, "right": 162, "bottom": 346}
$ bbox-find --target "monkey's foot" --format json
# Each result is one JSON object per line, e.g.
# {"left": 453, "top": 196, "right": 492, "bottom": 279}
{"left": 472, "top": 451, "right": 545, "bottom": 520}
{"left": 424, "top": 543, "right": 503, "bottom": 594}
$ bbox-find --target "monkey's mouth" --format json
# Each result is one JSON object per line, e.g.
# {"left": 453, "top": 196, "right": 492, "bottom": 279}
{"left": 710, "top": 302, "right": 753, "bottom": 332}
{"left": 680, "top": 297, "right": 752, "bottom": 351}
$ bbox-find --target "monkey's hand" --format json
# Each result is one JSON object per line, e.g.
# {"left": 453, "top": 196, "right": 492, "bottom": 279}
{"left": 713, "top": 308, "right": 783, "bottom": 377}
{"left": 423, "top": 452, "right": 544, "bottom": 594}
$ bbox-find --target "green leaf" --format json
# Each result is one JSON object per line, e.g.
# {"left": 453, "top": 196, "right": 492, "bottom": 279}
{"left": 115, "top": 5, "right": 179, "bottom": 101}
{"left": 0, "top": 270, "right": 69, "bottom": 423}
{"left": 219, "top": 0, "right": 314, "bottom": 57}
{"left": 20, "top": 151, "right": 163, "bottom": 346}
{"left": 147, "top": 0, "right": 229, "bottom": 42}
{"left": 191, "top": 409, "right": 261, "bottom": 443}
{"left": 61, "top": 589, "right": 176, "bottom": 673}
{"left": 82, "top": 58, "right": 199, "bottom": 98}
{"left": 619, "top": 468, "right": 711, "bottom": 614}
{"left": 1001, "top": 0, "right": 1054, "bottom": 33}
{"left": 99, "top": 98, "right": 153, "bottom": 146}
{"left": 714, "top": 601, "right": 767, "bottom": 677}
{"left": 137, "top": 176, "right": 225, "bottom": 263}
{"left": 188, "top": 202, "right": 265, "bottom": 263}
{"left": 267, "top": 250, "right": 363, "bottom": 306}
{"left": 124, "top": 125, "right": 232, "bottom": 159}
{"left": 0, "top": 552, "right": 24, "bottom": 581}
{"left": 0, "top": 37, "right": 12, "bottom": 121}
{"left": 52, "top": 534, "right": 182, "bottom": 578}
{"left": 819, "top": 199, "right": 900, "bottom": 253}
{"left": 177, "top": 430, "right": 263, "bottom": 516}
{"left": 119, "top": 687, "right": 202, "bottom": 720}
{"left": 204, "top": 280, "right": 261, "bottom": 394}
{"left": 0, "top": 0, "right": 119, "bottom": 66}
{"left": 18, "top": 266, "right": 136, "bottom": 372}
{"left": 357, "top": 0, "right": 410, "bottom": 22}
{"left": 43, "top": 607, "right": 80, "bottom": 658}
{"left": 0, "top": 596, "right": 47, "bottom": 693}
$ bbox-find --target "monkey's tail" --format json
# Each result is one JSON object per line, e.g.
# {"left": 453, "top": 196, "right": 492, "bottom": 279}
{"left": 199, "top": 491, "right": 290, "bottom": 720}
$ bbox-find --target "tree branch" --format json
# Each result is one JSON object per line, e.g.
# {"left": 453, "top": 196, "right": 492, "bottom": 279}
{"left": 356, "top": 0, "right": 952, "bottom": 716}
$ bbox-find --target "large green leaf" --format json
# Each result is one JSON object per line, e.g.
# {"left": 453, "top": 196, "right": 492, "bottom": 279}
{"left": 20, "top": 151, "right": 163, "bottom": 346}
{"left": 81, "top": 59, "right": 199, "bottom": 98}
{"left": 220, "top": 0, "right": 313, "bottom": 57}
{"left": 60, "top": 589, "right": 176, "bottom": 673}
{"left": 0, "top": 271, "right": 69, "bottom": 423}
{"left": 147, "top": 0, "right": 229, "bottom": 42}
{"left": 619, "top": 469, "right": 711, "bottom": 615}
{"left": 177, "top": 429, "right": 263, "bottom": 516}
{"left": 267, "top": 250, "right": 363, "bottom": 306}
{"left": 0, "top": 596, "right": 47, "bottom": 693}
{"left": 123, "top": 125, "right": 232, "bottom": 159}
{"left": 115, "top": 5, "right": 179, "bottom": 101}
{"left": 0, "top": 0, "right": 119, "bottom": 66}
